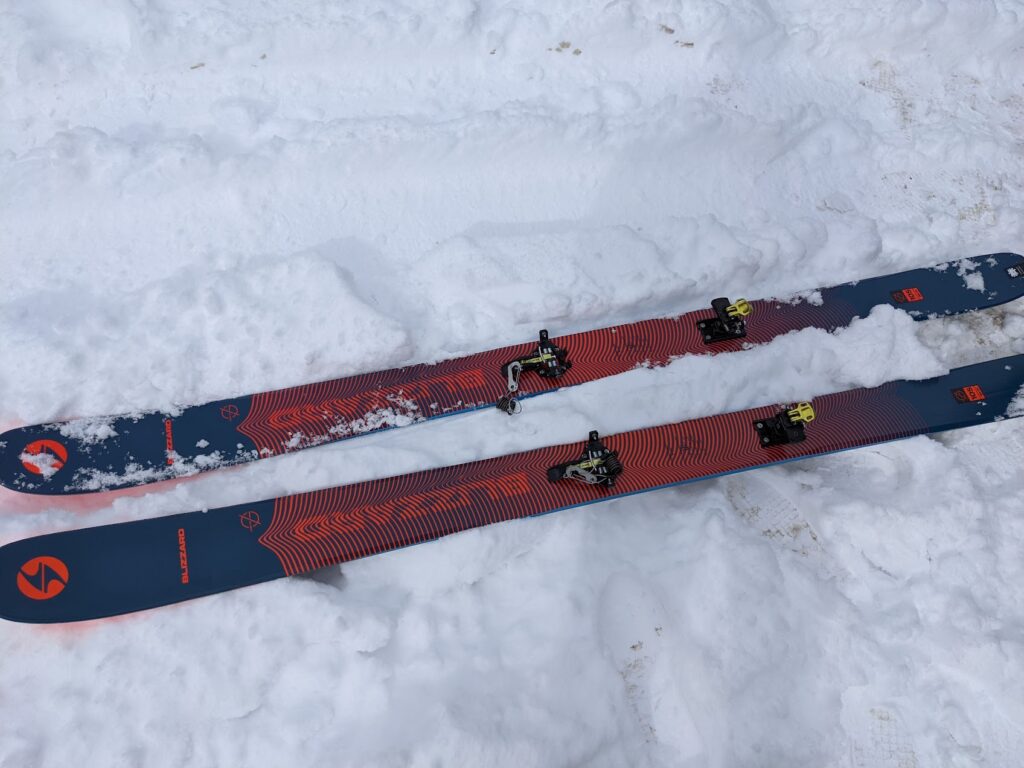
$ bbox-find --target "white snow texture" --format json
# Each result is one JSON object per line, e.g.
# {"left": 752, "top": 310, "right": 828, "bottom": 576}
{"left": 3, "top": 1, "right": 1024, "bottom": 767}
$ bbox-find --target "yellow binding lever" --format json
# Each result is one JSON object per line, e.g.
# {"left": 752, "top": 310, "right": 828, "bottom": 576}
{"left": 726, "top": 298, "right": 752, "bottom": 318}
{"left": 786, "top": 402, "right": 815, "bottom": 424}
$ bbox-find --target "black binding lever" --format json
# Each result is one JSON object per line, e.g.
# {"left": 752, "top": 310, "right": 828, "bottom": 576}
{"left": 754, "top": 402, "right": 815, "bottom": 448}
{"left": 546, "top": 430, "right": 623, "bottom": 487}
{"left": 696, "top": 298, "right": 752, "bottom": 344}
{"left": 496, "top": 330, "right": 572, "bottom": 415}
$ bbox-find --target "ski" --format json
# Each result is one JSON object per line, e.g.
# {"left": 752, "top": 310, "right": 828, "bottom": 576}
{"left": 1, "top": 354, "right": 1022, "bottom": 623}
{"left": 2, "top": 252, "right": 1022, "bottom": 495}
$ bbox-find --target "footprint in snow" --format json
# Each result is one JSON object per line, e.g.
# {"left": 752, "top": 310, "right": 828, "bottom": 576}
{"left": 598, "top": 572, "right": 705, "bottom": 763}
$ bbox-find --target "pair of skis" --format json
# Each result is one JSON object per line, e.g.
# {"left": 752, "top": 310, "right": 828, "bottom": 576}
{"left": 2, "top": 253, "right": 1023, "bottom": 622}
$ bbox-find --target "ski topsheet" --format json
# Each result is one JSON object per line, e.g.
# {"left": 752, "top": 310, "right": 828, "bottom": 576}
{"left": 2, "top": 354, "right": 1022, "bottom": 623}
{"left": 2, "top": 252, "right": 1023, "bottom": 495}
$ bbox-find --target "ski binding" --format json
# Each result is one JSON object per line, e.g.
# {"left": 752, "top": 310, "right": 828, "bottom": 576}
{"left": 754, "top": 402, "right": 816, "bottom": 447}
{"left": 697, "top": 297, "right": 751, "bottom": 344}
{"left": 496, "top": 329, "right": 572, "bottom": 415}
{"left": 547, "top": 430, "right": 623, "bottom": 487}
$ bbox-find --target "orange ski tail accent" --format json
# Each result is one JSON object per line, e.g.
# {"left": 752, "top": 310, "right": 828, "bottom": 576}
{"left": 953, "top": 384, "right": 986, "bottom": 403}
{"left": 892, "top": 287, "right": 925, "bottom": 303}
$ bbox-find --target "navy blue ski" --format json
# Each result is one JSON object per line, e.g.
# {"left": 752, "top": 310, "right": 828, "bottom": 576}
{"left": 1, "top": 354, "right": 1022, "bottom": 623}
{"left": 2, "top": 252, "right": 1022, "bottom": 495}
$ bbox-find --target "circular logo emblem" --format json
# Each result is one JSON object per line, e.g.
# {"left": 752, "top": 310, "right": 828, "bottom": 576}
{"left": 220, "top": 404, "right": 240, "bottom": 421}
{"left": 21, "top": 439, "right": 69, "bottom": 476}
{"left": 240, "top": 510, "right": 262, "bottom": 531}
{"left": 16, "top": 556, "right": 69, "bottom": 600}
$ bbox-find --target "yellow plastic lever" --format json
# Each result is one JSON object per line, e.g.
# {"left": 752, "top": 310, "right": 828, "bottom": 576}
{"left": 787, "top": 402, "right": 815, "bottom": 424}
{"left": 726, "top": 298, "right": 752, "bottom": 318}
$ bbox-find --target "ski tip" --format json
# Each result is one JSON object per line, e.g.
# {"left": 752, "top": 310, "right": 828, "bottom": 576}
{"left": 0, "top": 424, "right": 46, "bottom": 495}
{"left": 0, "top": 536, "right": 70, "bottom": 624}
{"left": 0, "top": 424, "right": 70, "bottom": 496}
{"left": 0, "top": 424, "right": 104, "bottom": 497}
{"left": 0, "top": 528, "right": 133, "bottom": 624}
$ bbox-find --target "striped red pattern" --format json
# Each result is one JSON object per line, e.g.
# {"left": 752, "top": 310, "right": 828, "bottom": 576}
{"left": 259, "top": 380, "right": 922, "bottom": 575}
{"left": 238, "top": 298, "right": 856, "bottom": 456}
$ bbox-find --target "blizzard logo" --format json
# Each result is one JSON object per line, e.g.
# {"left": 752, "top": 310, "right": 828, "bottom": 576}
{"left": 951, "top": 385, "right": 986, "bottom": 403}
{"left": 177, "top": 528, "right": 190, "bottom": 584}
{"left": 265, "top": 472, "right": 534, "bottom": 577}
{"left": 265, "top": 369, "right": 488, "bottom": 431}
{"left": 350, "top": 473, "right": 531, "bottom": 529}
{"left": 164, "top": 419, "right": 175, "bottom": 465}
{"left": 890, "top": 287, "right": 924, "bottom": 303}
{"left": 1007, "top": 263, "right": 1024, "bottom": 279}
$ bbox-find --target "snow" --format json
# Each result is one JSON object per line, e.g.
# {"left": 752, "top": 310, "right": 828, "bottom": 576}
{"left": 2, "top": 0, "right": 1024, "bottom": 766}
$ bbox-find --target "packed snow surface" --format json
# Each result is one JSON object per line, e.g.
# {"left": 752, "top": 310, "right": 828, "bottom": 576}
{"left": 3, "top": 1, "right": 1024, "bottom": 766}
